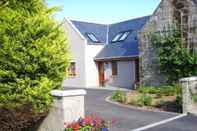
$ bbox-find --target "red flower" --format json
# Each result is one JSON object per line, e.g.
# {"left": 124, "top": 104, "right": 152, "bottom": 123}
{"left": 84, "top": 115, "right": 93, "bottom": 125}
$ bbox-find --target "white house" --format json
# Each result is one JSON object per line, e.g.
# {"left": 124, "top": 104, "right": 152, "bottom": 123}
{"left": 62, "top": 16, "right": 150, "bottom": 89}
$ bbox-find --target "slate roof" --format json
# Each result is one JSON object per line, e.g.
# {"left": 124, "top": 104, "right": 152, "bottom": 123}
{"left": 71, "top": 20, "right": 108, "bottom": 43}
{"left": 70, "top": 16, "right": 150, "bottom": 60}
{"left": 95, "top": 16, "right": 150, "bottom": 60}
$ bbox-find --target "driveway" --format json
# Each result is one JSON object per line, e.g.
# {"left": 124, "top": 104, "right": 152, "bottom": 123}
{"left": 84, "top": 89, "right": 177, "bottom": 131}
{"left": 144, "top": 114, "right": 197, "bottom": 131}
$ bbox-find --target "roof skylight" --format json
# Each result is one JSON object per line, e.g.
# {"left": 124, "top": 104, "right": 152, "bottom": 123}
{"left": 111, "top": 31, "right": 131, "bottom": 42}
{"left": 86, "top": 33, "right": 100, "bottom": 43}
{"left": 112, "top": 33, "right": 123, "bottom": 42}
{"left": 119, "top": 31, "right": 130, "bottom": 41}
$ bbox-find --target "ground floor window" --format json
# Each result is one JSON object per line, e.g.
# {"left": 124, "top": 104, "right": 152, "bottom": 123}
{"left": 111, "top": 61, "right": 118, "bottom": 76}
{"left": 67, "top": 62, "right": 76, "bottom": 76}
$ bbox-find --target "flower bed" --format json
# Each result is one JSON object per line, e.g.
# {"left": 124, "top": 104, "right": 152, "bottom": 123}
{"left": 111, "top": 85, "right": 182, "bottom": 113}
{"left": 64, "top": 115, "right": 116, "bottom": 131}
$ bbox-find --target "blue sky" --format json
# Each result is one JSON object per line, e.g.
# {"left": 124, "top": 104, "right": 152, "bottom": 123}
{"left": 46, "top": 0, "right": 161, "bottom": 24}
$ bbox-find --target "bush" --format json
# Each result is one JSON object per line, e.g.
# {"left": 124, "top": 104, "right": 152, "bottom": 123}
{"left": 159, "top": 86, "right": 175, "bottom": 96}
{"left": 136, "top": 94, "right": 153, "bottom": 107}
{"left": 138, "top": 84, "right": 181, "bottom": 96}
{"left": 0, "top": 0, "right": 69, "bottom": 130}
{"left": 111, "top": 90, "right": 126, "bottom": 103}
{"left": 138, "top": 86, "right": 159, "bottom": 94}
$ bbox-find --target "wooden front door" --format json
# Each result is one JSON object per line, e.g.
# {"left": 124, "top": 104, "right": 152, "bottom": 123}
{"left": 98, "top": 62, "right": 105, "bottom": 87}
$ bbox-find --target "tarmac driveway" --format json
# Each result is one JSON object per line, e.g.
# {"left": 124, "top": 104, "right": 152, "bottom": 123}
{"left": 84, "top": 89, "right": 177, "bottom": 131}
{"left": 144, "top": 114, "right": 197, "bottom": 131}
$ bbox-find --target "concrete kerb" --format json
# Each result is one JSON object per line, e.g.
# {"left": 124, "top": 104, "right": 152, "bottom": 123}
{"left": 105, "top": 96, "right": 180, "bottom": 116}
{"left": 63, "top": 86, "right": 130, "bottom": 92}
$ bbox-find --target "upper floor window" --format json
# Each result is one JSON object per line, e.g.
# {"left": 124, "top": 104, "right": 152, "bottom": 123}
{"left": 111, "top": 31, "right": 131, "bottom": 42}
{"left": 86, "top": 33, "right": 100, "bottom": 43}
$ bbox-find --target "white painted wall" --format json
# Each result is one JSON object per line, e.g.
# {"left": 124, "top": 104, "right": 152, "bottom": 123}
{"left": 85, "top": 43, "right": 104, "bottom": 87}
{"left": 62, "top": 19, "right": 87, "bottom": 88}
{"left": 105, "top": 61, "right": 136, "bottom": 89}
{"left": 62, "top": 18, "right": 135, "bottom": 89}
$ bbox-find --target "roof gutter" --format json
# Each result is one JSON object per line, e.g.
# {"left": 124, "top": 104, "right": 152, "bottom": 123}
{"left": 94, "top": 55, "right": 139, "bottom": 62}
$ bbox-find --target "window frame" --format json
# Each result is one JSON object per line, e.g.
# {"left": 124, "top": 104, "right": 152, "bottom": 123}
{"left": 111, "top": 32, "right": 123, "bottom": 42}
{"left": 119, "top": 31, "right": 130, "bottom": 41}
{"left": 111, "top": 61, "right": 118, "bottom": 76}
{"left": 67, "top": 62, "right": 76, "bottom": 77}
{"left": 86, "top": 33, "right": 100, "bottom": 43}
{"left": 111, "top": 30, "right": 132, "bottom": 43}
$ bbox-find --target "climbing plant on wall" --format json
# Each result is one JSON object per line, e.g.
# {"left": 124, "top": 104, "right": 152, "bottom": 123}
{"left": 151, "top": 29, "right": 197, "bottom": 83}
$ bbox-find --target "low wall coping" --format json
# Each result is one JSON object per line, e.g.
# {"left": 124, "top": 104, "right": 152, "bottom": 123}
{"left": 51, "top": 89, "right": 87, "bottom": 97}
{"left": 180, "top": 76, "right": 197, "bottom": 82}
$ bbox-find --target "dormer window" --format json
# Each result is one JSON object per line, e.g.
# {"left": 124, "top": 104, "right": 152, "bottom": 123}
{"left": 111, "top": 31, "right": 131, "bottom": 42}
{"left": 86, "top": 33, "right": 100, "bottom": 43}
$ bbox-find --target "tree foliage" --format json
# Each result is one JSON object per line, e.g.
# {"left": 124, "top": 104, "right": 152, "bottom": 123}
{"left": 0, "top": 0, "right": 69, "bottom": 113}
{"left": 151, "top": 29, "right": 197, "bottom": 83}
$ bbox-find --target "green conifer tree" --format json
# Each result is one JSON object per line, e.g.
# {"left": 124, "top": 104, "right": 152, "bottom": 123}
{"left": 0, "top": 0, "right": 69, "bottom": 113}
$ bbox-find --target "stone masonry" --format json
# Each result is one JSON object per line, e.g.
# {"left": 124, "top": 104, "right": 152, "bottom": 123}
{"left": 139, "top": 0, "right": 197, "bottom": 86}
{"left": 180, "top": 77, "right": 197, "bottom": 114}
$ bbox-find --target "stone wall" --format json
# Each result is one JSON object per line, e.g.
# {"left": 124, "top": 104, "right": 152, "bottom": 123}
{"left": 139, "top": 0, "right": 197, "bottom": 86}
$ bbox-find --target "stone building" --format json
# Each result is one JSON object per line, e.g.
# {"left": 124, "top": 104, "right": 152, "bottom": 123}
{"left": 139, "top": 0, "right": 197, "bottom": 86}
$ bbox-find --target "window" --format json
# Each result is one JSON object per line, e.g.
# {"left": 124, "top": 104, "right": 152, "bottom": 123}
{"left": 112, "top": 33, "right": 123, "bottom": 42}
{"left": 111, "top": 61, "right": 118, "bottom": 76}
{"left": 119, "top": 31, "right": 130, "bottom": 41}
{"left": 67, "top": 62, "right": 76, "bottom": 76}
{"left": 111, "top": 31, "right": 131, "bottom": 42}
{"left": 86, "top": 33, "right": 100, "bottom": 43}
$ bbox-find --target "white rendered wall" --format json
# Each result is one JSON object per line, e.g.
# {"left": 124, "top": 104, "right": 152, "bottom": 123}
{"left": 85, "top": 44, "right": 104, "bottom": 87}
{"left": 62, "top": 19, "right": 87, "bottom": 88}
{"left": 105, "top": 61, "right": 136, "bottom": 89}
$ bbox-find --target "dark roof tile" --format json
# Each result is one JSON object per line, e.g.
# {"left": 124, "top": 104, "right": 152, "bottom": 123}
{"left": 95, "top": 16, "right": 150, "bottom": 59}
{"left": 71, "top": 20, "right": 108, "bottom": 43}
{"left": 70, "top": 16, "right": 150, "bottom": 59}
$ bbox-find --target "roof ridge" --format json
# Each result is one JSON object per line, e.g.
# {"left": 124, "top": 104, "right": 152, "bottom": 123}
{"left": 70, "top": 20, "right": 108, "bottom": 26}
{"left": 68, "top": 15, "right": 151, "bottom": 26}
{"left": 109, "top": 15, "right": 151, "bottom": 25}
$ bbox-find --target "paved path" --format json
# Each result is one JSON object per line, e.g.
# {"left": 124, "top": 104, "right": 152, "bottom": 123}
{"left": 84, "top": 89, "right": 177, "bottom": 131}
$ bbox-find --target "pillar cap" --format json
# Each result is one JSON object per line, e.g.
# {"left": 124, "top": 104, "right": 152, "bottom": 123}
{"left": 51, "top": 89, "right": 87, "bottom": 97}
{"left": 180, "top": 76, "right": 197, "bottom": 82}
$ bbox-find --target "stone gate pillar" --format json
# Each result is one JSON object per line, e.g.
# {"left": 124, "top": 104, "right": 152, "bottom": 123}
{"left": 37, "top": 89, "right": 87, "bottom": 131}
{"left": 180, "top": 77, "right": 197, "bottom": 114}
